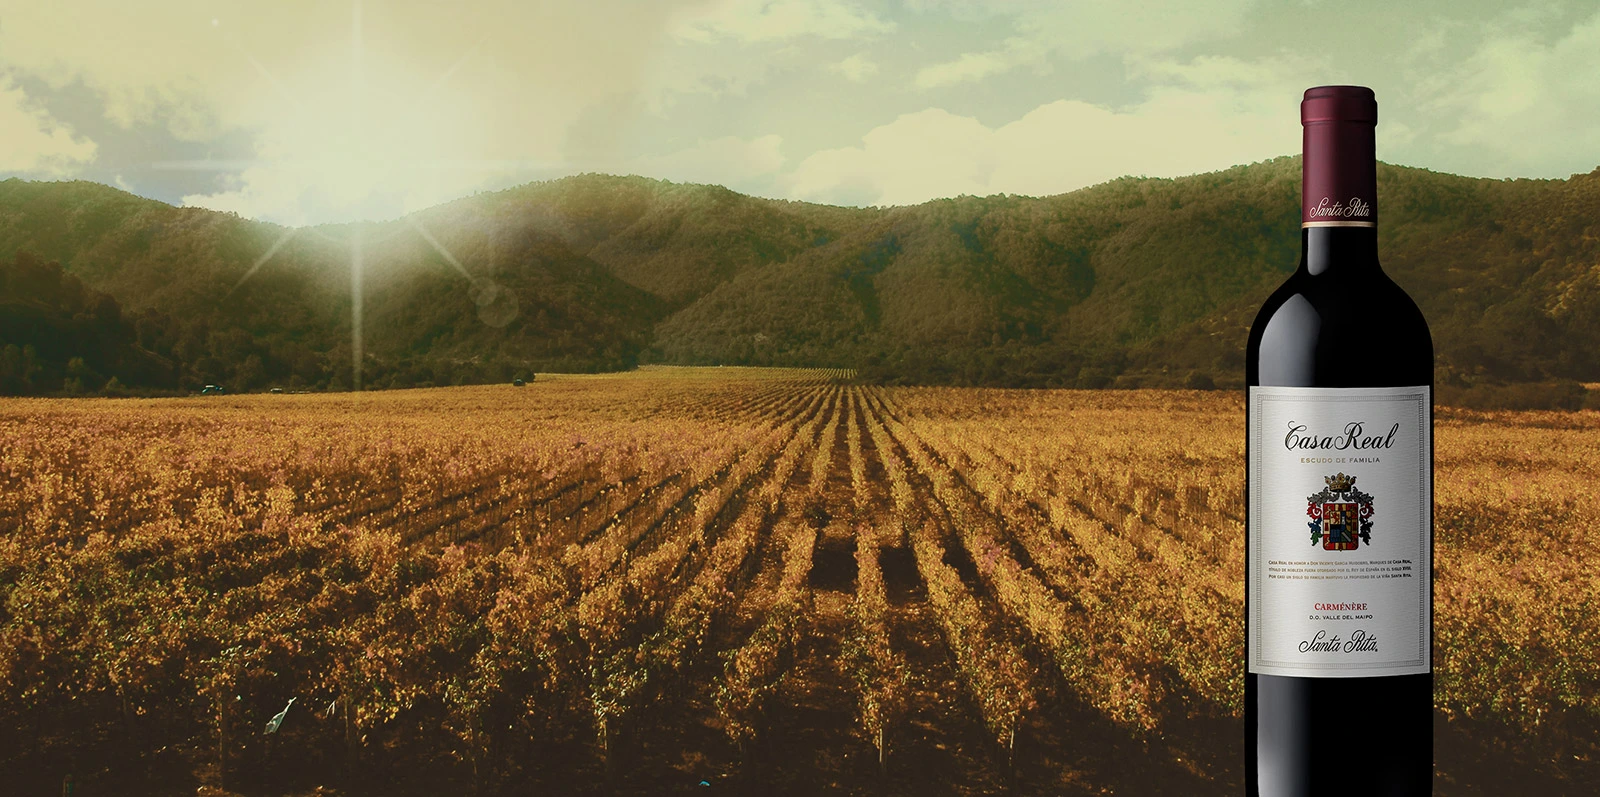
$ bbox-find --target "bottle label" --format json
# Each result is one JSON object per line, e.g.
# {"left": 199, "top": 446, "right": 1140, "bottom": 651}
{"left": 1248, "top": 385, "right": 1431, "bottom": 678}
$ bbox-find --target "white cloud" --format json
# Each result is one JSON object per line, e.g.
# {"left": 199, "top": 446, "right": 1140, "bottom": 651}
{"left": 2, "top": 0, "right": 1595, "bottom": 224}
{"left": 674, "top": 0, "right": 893, "bottom": 43}
{"left": 0, "top": 75, "right": 96, "bottom": 173}
{"left": 0, "top": 2, "right": 708, "bottom": 224}
{"left": 830, "top": 53, "right": 880, "bottom": 83}
{"left": 1419, "top": 10, "right": 1600, "bottom": 178}
{"left": 789, "top": 109, "right": 994, "bottom": 204}
{"left": 630, "top": 134, "right": 785, "bottom": 189}
{"left": 915, "top": 49, "right": 1020, "bottom": 89}
{"left": 178, "top": 161, "right": 498, "bottom": 229}
{"left": 642, "top": 5, "right": 892, "bottom": 111}
{"left": 789, "top": 55, "right": 1305, "bottom": 205}
{"left": 914, "top": 0, "right": 1255, "bottom": 88}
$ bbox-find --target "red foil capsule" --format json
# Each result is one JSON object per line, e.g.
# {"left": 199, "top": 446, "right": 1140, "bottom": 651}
{"left": 1301, "top": 85, "right": 1377, "bottom": 228}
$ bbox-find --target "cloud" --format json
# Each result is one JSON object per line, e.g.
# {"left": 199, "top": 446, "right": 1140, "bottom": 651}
{"left": 630, "top": 134, "right": 785, "bottom": 189}
{"left": 0, "top": 2, "right": 710, "bottom": 224}
{"left": 2, "top": 0, "right": 1596, "bottom": 225}
{"left": 0, "top": 75, "right": 96, "bottom": 173}
{"left": 788, "top": 109, "right": 993, "bottom": 204}
{"left": 674, "top": 0, "right": 893, "bottom": 43}
{"left": 913, "top": 0, "right": 1255, "bottom": 88}
{"left": 178, "top": 161, "right": 500, "bottom": 229}
{"left": 830, "top": 54, "right": 880, "bottom": 83}
{"left": 1418, "top": 9, "right": 1600, "bottom": 178}
{"left": 789, "top": 55, "right": 1304, "bottom": 205}
{"left": 915, "top": 50, "right": 1019, "bottom": 89}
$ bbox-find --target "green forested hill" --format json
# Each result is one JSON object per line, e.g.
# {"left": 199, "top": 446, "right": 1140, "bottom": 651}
{"left": 653, "top": 157, "right": 1600, "bottom": 397}
{"left": 0, "top": 250, "right": 176, "bottom": 394}
{"left": 0, "top": 158, "right": 1596, "bottom": 399}
{"left": 0, "top": 178, "right": 673, "bottom": 390}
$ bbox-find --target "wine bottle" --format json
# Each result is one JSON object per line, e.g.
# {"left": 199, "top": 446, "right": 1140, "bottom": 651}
{"left": 1245, "top": 85, "right": 1433, "bottom": 796}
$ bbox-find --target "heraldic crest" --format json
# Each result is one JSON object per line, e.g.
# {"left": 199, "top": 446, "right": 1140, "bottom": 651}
{"left": 1306, "top": 472, "right": 1374, "bottom": 551}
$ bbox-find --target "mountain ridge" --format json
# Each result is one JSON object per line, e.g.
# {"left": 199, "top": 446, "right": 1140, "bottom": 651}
{"left": 1, "top": 157, "right": 1597, "bottom": 401}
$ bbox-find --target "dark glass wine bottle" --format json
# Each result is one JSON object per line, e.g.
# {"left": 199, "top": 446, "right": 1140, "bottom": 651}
{"left": 1245, "top": 86, "right": 1433, "bottom": 796}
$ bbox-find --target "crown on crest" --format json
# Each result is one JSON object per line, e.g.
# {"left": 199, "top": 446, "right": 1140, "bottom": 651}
{"left": 1324, "top": 473, "right": 1355, "bottom": 492}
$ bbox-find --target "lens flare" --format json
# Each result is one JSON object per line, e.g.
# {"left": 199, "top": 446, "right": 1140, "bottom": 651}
{"left": 203, "top": 0, "right": 531, "bottom": 388}
{"left": 227, "top": 226, "right": 298, "bottom": 296}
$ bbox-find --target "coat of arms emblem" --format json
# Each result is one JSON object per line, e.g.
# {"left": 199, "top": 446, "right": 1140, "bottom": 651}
{"left": 1306, "top": 472, "right": 1374, "bottom": 551}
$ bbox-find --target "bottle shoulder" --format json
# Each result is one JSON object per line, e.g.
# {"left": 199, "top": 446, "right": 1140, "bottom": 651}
{"left": 1247, "top": 268, "right": 1432, "bottom": 387}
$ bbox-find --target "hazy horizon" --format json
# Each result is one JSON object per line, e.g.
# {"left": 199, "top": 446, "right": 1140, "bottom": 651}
{"left": 14, "top": 150, "right": 1594, "bottom": 231}
{"left": 4, "top": 1, "right": 1599, "bottom": 226}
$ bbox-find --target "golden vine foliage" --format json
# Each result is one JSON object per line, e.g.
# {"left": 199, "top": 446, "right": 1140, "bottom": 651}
{"left": 0, "top": 369, "right": 1593, "bottom": 791}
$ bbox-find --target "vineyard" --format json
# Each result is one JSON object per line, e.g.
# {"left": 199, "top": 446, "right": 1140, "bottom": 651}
{"left": 1, "top": 366, "right": 1596, "bottom": 796}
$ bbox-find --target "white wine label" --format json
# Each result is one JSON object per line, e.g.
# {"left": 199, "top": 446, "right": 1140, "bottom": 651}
{"left": 1248, "top": 385, "right": 1431, "bottom": 678}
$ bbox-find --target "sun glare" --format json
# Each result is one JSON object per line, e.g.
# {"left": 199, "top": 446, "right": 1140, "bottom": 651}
{"left": 195, "top": 1, "right": 520, "bottom": 391}
{"left": 183, "top": 1, "right": 500, "bottom": 228}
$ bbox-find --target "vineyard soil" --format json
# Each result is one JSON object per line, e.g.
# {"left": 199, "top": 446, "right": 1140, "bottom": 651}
{"left": 1, "top": 367, "right": 1595, "bottom": 796}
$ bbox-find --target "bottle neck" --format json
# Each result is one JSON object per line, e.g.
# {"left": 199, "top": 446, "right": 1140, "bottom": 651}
{"left": 1301, "top": 116, "right": 1378, "bottom": 276}
{"left": 1302, "top": 225, "right": 1379, "bottom": 276}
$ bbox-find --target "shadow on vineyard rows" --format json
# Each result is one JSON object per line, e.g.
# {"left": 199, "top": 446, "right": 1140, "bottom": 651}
{"left": 0, "top": 367, "right": 1596, "bottom": 796}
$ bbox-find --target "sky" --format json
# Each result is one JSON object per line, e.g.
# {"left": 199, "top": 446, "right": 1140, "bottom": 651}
{"left": 2, "top": 0, "right": 1598, "bottom": 226}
